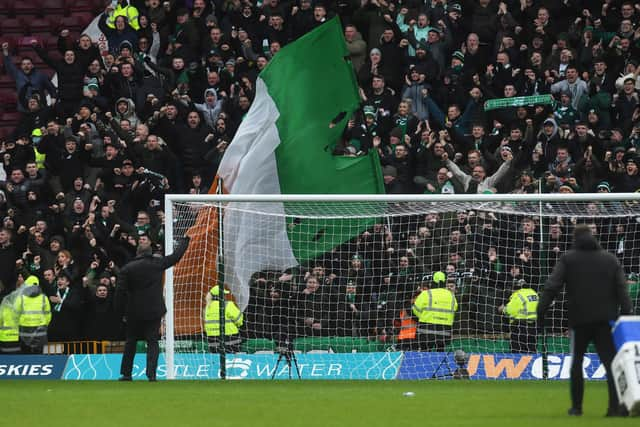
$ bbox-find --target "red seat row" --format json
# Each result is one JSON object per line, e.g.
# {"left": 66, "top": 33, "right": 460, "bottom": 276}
{"left": 0, "top": 13, "right": 95, "bottom": 36}
{"left": 0, "top": 0, "right": 102, "bottom": 18}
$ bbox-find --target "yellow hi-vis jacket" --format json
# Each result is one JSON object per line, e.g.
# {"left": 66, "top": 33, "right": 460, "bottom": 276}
{"left": 34, "top": 147, "right": 46, "bottom": 170}
{"left": 15, "top": 290, "right": 51, "bottom": 328}
{"left": 107, "top": 3, "right": 140, "bottom": 30}
{"left": 204, "top": 286, "right": 243, "bottom": 337}
{"left": 412, "top": 288, "right": 457, "bottom": 326}
{"left": 504, "top": 288, "right": 538, "bottom": 322}
{"left": 0, "top": 301, "right": 19, "bottom": 344}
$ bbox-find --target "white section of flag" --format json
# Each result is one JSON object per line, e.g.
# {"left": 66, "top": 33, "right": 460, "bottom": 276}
{"left": 217, "top": 78, "right": 298, "bottom": 311}
{"left": 82, "top": 14, "right": 109, "bottom": 56}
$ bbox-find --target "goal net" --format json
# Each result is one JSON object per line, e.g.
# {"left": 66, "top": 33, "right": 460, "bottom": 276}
{"left": 164, "top": 194, "right": 640, "bottom": 379}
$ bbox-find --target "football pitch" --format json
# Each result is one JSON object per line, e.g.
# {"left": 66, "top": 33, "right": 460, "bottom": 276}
{"left": 0, "top": 380, "right": 630, "bottom": 427}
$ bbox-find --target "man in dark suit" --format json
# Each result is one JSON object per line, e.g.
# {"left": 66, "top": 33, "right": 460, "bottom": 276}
{"left": 538, "top": 224, "right": 633, "bottom": 417}
{"left": 116, "top": 233, "right": 190, "bottom": 381}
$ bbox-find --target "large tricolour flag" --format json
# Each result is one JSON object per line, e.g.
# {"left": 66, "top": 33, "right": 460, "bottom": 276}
{"left": 174, "top": 17, "right": 384, "bottom": 323}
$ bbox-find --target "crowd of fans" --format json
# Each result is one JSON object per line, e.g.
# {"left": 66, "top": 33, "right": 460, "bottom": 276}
{"left": 1, "top": 0, "right": 640, "bottom": 345}
{"left": 246, "top": 209, "right": 640, "bottom": 344}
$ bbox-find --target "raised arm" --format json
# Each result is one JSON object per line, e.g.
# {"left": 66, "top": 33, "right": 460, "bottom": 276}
{"left": 32, "top": 44, "right": 59, "bottom": 71}
{"left": 161, "top": 236, "right": 191, "bottom": 269}
{"left": 1, "top": 43, "right": 18, "bottom": 80}
{"left": 537, "top": 256, "right": 566, "bottom": 319}
{"left": 445, "top": 157, "right": 471, "bottom": 190}
{"left": 148, "top": 30, "right": 161, "bottom": 64}
{"left": 425, "top": 96, "right": 446, "bottom": 128}
{"left": 484, "top": 157, "right": 512, "bottom": 189}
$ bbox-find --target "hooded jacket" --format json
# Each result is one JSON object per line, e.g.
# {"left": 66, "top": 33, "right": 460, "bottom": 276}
{"left": 114, "top": 97, "right": 140, "bottom": 129}
{"left": 345, "top": 30, "right": 368, "bottom": 72}
{"left": 538, "top": 229, "right": 633, "bottom": 327}
{"left": 536, "top": 118, "right": 562, "bottom": 163}
{"left": 194, "top": 89, "right": 224, "bottom": 129}
{"left": 98, "top": 12, "right": 138, "bottom": 53}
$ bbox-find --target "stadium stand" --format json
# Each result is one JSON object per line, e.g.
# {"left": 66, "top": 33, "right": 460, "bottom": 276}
{"left": 0, "top": 0, "right": 639, "bottom": 356}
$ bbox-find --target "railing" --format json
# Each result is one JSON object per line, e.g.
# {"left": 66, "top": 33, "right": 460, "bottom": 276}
{"left": 43, "top": 340, "right": 126, "bottom": 355}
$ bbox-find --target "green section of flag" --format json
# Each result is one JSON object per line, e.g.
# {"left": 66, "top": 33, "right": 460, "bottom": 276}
{"left": 483, "top": 94, "right": 555, "bottom": 111}
{"left": 260, "top": 17, "right": 385, "bottom": 261}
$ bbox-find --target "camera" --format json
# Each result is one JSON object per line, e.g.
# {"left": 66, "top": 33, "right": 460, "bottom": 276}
{"left": 272, "top": 334, "right": 301, "bottom": 379}
{"left": 453, "top": 349, "right": 470, "bottom": 379}
{"left": 275, "top": 336, "right": 294, "bottom": 355}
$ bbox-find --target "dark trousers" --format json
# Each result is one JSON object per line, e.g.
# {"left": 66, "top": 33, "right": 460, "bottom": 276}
{"left": 417, "top": 324, "right": 452, "bottom": 351}
{"left": 121, "top": 317, "right": 161, "bottom": 380}
{"left": 396, "top": 338, "right": 419, "bottom": 351}
{"left": 510, "top": 321, "right": 538, "bottom": 353}
{"left": 20, "top": 341, "right": 44, "bottom": 354}
{"left": 569, "top": 322, "right": 619, "bottom": 411}
{"left": 207, "top": 336, "right": 241, "bottom": 353}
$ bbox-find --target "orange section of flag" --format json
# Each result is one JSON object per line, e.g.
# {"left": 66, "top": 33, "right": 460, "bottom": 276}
{"left": 171, "top": 179, "right": 222, "bottom": 336}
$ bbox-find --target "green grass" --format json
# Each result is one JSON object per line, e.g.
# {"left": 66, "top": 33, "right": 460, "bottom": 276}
{"left": 0, "top": 380, "right": 628, "bottom": 427}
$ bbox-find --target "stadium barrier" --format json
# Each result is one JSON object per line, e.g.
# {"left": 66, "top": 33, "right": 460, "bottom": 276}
{"left": 18, "top": 337, "right": 597, "bottom": 356}
{"left": 0, "top": 355, "right": 69, "bottom": 379}
{"left": 57, "top": 352, "right": 606, "bottom": 381}
{"left": 44, "top": 341, "right": 126, "bottom": 354}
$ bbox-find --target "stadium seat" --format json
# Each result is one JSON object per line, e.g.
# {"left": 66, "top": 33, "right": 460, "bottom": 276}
{"left": 56, "top": 15, "right": 85, "bottom": 33}
{"left": 0, "top": 89, "right": 18, "bottom": 106}
{"left": 29, "top": 19, "right": 55, "bottom": 37}
{"left": 0, "top": 74, "right": 14, "bottom": 90}
{"left": 43, "top": 35, "right": 59, "bottom": 49}
{"left": 0, "top": 0, "right": 15, "bottom": 17}
{"left": 14, "top": 0, "right": 42, "bottom": 17}
{"left": 0, "top": 111, "right": 21, "bottom": 127}
{"left": 66, "top": 0, "right": 93, "bottom": 15}
{"left": 90, "top": 0, "right": 105, "bottom": 14}
{"left": 0, "top": 35, "right": 18, "bottom": 55}
{"left": 47, "top": 14, "right": 66, "bottom": 32}
{"left": 40, "top": 67, "right": 55, "bottom": 79}
{"left": 0, "top": 18, "right": 26, "bottom": 36}
{"left": 41, "top": 0, "right": 66, "bottom": 16}
{"left": 15, "top": 37, "right": 43, "bottom": 58}
{"left": 72, "top": 12, "right": 95, "bottom": 29}
{"left": 0, "top": 126, "right": 13, "bottom": 140}
{"left": 17, "top": 36, "right": 44, "bottom": 50}
{"left": 33, "top": 58, "right": 50, "bottom": 70}
{"left": 42, "top": 49, "right": 62, "bottom": 63}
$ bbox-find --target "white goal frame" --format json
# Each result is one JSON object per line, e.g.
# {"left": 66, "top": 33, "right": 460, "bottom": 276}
{"left": 164, "top": 192, "right": 640, "bottom": 380}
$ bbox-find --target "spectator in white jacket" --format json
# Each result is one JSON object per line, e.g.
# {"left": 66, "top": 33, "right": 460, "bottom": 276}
{"left": 444, "top": 148, "right": 513, "bottom": 193}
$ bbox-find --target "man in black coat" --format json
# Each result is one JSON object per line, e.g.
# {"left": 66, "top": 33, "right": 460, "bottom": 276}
{"left": 0, "top": 228, "right": 19, "bottom": 299}
{"left": 116, "top": 233, "right": 190, "bottom": 381}
{"left": 537, "top": 224, "right": 633, "bottom": 417}
{"left": 32, "top": 43, "right": 84, "bottom": 119}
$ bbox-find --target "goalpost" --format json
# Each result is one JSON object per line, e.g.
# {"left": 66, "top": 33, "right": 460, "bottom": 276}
{"left": 163, "top": 193, "right": 640, "bottom": 380}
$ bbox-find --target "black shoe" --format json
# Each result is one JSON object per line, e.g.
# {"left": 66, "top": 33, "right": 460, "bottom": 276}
{"left": 606, "top": 406, "right": 629, "bottom": 417}
{"left": 118, "top": 375, "right": 132, "bottom": 381}
{"left": 148, "top": 377, "right": 157, "bottom": 382}
{"left": 567, "top": 408, "right": 582, "bottom": 416}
